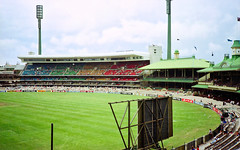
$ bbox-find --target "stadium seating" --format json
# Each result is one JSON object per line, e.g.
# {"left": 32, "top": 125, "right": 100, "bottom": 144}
{"left": 83, "top": 64, "right": 96, "bottom": 69}
{"left": 36, "top": 70, "right": 51, "bottom": 75}
{"left": 22, "top": 70, "right": 36, "bottom": 75}
{"left": 98, "top": 63, "right": 112, "bottom": 69}
{"left": 51, "top": 70, "right": 66, "bottom": 75}
{"left": 77, "top": 70, "right": 92, "bottom": 75}
{"left": 20, "top": 61, "right": 149, "bottom": 88}
{"left": 104, "top": 70, "right": 118, "bottom": 75}
{"left": 64, "top": 68, "right": 78, "bottom": 75}
{"left": 96, "top": 70, "right": 106, "bottom": 75}
{"left": 204, "top": 113, "right": 239, "bottom": 150}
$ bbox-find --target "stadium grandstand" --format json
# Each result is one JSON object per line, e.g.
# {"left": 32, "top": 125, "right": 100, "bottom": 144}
{"left": 0, "top": 63, "right": 24, "bottom": 87}
{"left": 140, "top": 50, "right": 211, "bottom": 91}
{"left": 16, "top": 46, "right": 162, "bottom": 89}
{"left": 193, "top": 40, "right": 240, "bottom": 103}
{"left": 1, "top": 40, "right": 239, "bottom": 103}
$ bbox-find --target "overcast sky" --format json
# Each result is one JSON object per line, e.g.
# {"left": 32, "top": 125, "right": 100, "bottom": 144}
{"left": 0, "top": 0, "right": 239, "bottom": 65}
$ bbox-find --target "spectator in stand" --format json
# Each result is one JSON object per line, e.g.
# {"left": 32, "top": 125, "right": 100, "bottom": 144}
{"left": 227, "top": 99, "right": 231, "bottom": 103}
{"left": 223, "top": 127, "right": 228, "bottom": 134}
{"left": 209, "top": 129, "right": 213, "bottom": 138}
{"left": 196, "top": 145, "right": 199, "bottom": 150}
{"left": 223, "top": 101, "right": 226, "bottom": 105}
{"left": 220, "top": 122, "right": 224, "bottom": 132}
{"left": 233, "top": 112, "right": 237, "bottom": 118}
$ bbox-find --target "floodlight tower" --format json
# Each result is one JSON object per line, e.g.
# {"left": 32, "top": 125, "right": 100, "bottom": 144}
{"left": 166, "top": 0, "right": 171, "bottom": 60}
{"left": 36, "top": 5, "right": 43, "bottom": 55}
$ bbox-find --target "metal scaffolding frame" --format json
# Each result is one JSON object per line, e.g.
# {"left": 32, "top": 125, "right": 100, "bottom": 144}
{"left": 109, "top": 97, "right": 172, "bottom": 150}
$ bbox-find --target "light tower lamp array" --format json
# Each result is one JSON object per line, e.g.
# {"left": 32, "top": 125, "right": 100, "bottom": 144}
{"left": 36, "top": 5, "right": 43, "bottom": 55}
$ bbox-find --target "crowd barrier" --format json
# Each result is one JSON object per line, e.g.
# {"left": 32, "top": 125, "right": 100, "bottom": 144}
{"left": 3, "top": 89, "right": 126, "bottom": 94}
{"left": 23, "top": 90, "right": 36, "bottom": 92}
{"left": 172, "top": 97, "right": 222, "bottom": 150}
{"left": 174, "top": 126, "right": 221, "bottom": 150}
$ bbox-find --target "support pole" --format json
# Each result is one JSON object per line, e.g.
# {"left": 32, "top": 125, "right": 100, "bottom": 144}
{"left": 51, "top": 123, "right": 53, "bottom": 150}
{"left": 109, "top": 103, "right": 127, "bottom": 149}
{"left": 166, "top": 0, "right": 172, "bottom": 60}
{"left": 38, "top": 19, "right": 42, "bottom": 55}
{"left": 128, "top": 101, "right": 131, "bottom": 149}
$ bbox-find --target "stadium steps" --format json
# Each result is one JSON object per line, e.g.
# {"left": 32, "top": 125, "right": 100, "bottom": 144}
{"left": 229, "top": 140, "right": 240, "bottom": 150}
{"left": 214, "top": 131, "right": 237, "bottom": 149}
{"left": 204, "top": 134, "right": 230, "bottom": 150}
{"left": 204, "top": 121, "right": 234, "bottom": 150}
{"left": 219, "top": 135, "right": 240, "bottom": 150}
{"left": 204, "top": 117, "right": 240, "bottom": 150}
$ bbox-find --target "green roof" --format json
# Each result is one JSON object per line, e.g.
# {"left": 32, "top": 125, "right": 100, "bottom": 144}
{"left": 140, "top": 58, "right": 210, "bottom": 70}
{"left": 142, "top": 78, "right": 195, "bottom": 83}
{"left": 192, "top": 84, "right": 208, "bottom": 89}
{"left": 231, "top": 40, "right": 240, "bottom": 49}
{"left": 198, "top": 67, "right": 239, "bottom": 72}
{"left": 174, "top": 50, "right": 179, "bottom": 54}
{"left": 237, "top": 90, "right": 240, "bottom": 93}
{"left": 198, "top": 57, "right": 240, "bottom": 73}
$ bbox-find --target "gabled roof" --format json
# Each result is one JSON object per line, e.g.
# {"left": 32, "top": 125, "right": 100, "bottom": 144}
{"left": 199, "top": 39, "right": 240, "bottom": 73}
{"left": 198, "top": 57, "right": 240, "bottom": 72}
{"left": 4, "top": 65, "right": 16, "bottom": 69}
{"left": 14, "top": 65, "right": 25, "bottom": 70}
{"left": 140, "top": 57, "right": 210, "bottom": 70}
{"left": 231, "top": 40, "right": 240, "bottom": 49}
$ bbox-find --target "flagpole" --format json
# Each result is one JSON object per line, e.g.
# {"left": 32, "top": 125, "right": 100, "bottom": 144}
{"left": 238, "top": 20, "right": 240, "bottom": 39}
{"left": 238, "top": 17, "right": 240, "bottom": 39}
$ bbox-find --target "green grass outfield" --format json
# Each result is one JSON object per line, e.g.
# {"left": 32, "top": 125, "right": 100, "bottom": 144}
{"left": 0, "top": 92, "right": 220, "bottom": 150}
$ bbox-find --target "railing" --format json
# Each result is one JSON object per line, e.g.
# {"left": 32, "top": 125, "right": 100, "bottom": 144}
{"left": 174, "top": 126, "right": 221, "bottom": 150}
{"left": 172, "top": 98, "right": 223, "bottom": 150}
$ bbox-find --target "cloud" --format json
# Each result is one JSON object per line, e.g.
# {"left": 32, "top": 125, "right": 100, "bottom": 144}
{"left": 43, "top": 47, "right": 90, "bottom": 56}
{"left": 98, "top": 20, "right": 166, "bottom": 44}
{"left": 208, "top": 42, "right": 223, "bottom": 52}
{"left": 0, "top": 38, "right": 31, "bottom": 64}
{"left": 0, "top": 39, "right": 18, "bottom": 46}
{"left": 0, "top": 0, "right": 239, "bottom": 65}
{"left": 172, "top": 21, "right": 217, "bottom": 40}
{"left": 50, "top": 31, "right": 99, "bottom": 46}
{"left": 176, "top": 48, "right": 195, "bottom": 58}
{"left": 39, "top": 0, "right": 163, "bottom": 33}
{"left": 68, "top": 48, "right": 89, "bottom": 56}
